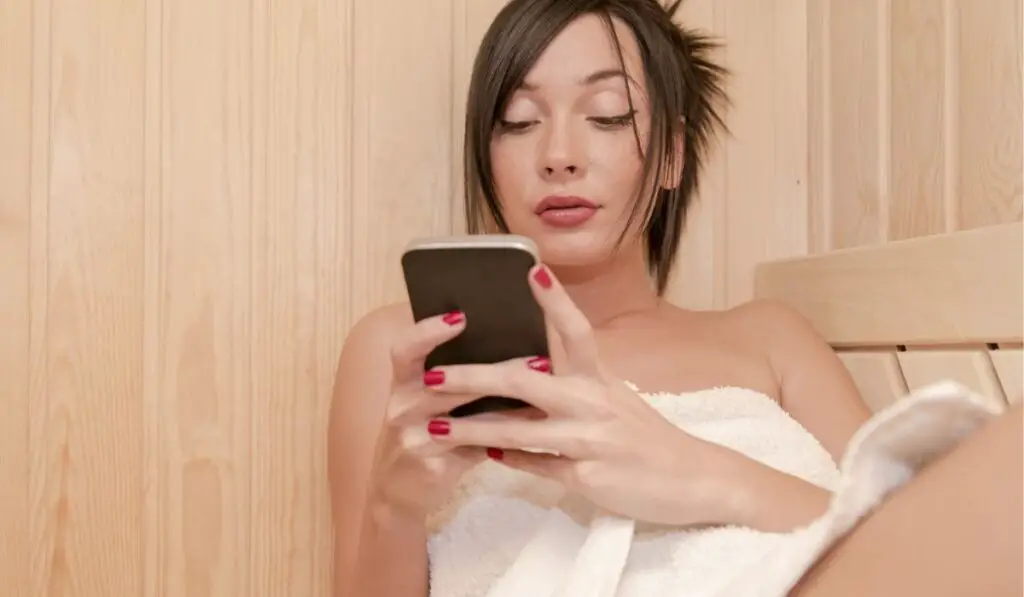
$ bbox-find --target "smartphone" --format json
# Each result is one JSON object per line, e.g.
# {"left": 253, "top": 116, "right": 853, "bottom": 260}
{"left": 401, "top": 234, "right": 550, "bottom": 417}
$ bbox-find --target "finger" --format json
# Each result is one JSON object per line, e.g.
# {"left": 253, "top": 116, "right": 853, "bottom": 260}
{"left": 425, "top": 356, "right": 575, "bottom": 415}
{"left": 486, "top": 448, "right": 575, "bottom": 485}
{"left": 527, "top": 265, "right": 600, "bottom": 375}
{"left": 426, "top": 416, "right": 589, "bottom": 458}
{"left": 389, "top": 310, "right": 467, "bottom": 382}
{"left": 386, "top": 389, "right": 489, "bottom": 425}
{"left": 400, "top": 421, "right": 487, "bottom": 458}
{"left": 418, "top": 446, "right": 487, "bottom": 473}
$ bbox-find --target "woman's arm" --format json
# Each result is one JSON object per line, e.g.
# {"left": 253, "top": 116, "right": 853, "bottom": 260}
{"left": 329, "top": 304, "right": 429, "bottom": 597}
{"left": 696, "top": 299, "right": 874, "bottom": 532}
{"left": 696, "top": 442, "right": 833, "bottom": 532}
{"left": 734, "top": 299, "right": 873, "bottom": 462}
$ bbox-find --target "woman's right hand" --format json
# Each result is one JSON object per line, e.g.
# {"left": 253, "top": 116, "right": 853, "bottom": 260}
{"left": 365, "top": 310, "right": 487, "bottom": 522}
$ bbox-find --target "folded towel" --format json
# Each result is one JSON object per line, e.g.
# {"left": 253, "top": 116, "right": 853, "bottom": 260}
{"left": 426, "top": 381, "right": 1000, "bottom": 597}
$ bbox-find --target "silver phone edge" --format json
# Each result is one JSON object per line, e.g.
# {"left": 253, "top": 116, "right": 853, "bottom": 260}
{"left": 402, "top": 234, "right": 540, "bottom": 262}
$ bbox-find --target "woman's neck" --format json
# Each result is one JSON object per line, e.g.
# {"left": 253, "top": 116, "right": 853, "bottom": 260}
{"left": 549, "top": 245, "right": 662, "bottom": 329}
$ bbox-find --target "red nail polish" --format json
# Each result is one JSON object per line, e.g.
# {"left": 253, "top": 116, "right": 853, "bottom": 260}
{"left": 442, "top": 311, "right": 465, "bottom": 325}
{"left": 423, "top": 370, "right": 445, "bottom": 386}
{"left": 527, "top": 357, "right": 551, "bottom": 373}
{"left": 428, "top": 420, "right": 451, "bottom": 436}
{"left": 533, "top": 266, "right": 552, "bottom": 289}
{"left": 487, "top": 447, "right": 504, "bottom": 460}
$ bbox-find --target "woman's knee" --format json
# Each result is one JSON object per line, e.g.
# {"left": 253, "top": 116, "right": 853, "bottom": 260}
{"left": 790, "top": 401, "right": 1022, "bottom": 596}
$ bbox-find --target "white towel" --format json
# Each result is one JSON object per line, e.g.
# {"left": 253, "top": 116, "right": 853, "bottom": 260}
{"left": 426, "top": 381, "right": 1001, "bottom": 597}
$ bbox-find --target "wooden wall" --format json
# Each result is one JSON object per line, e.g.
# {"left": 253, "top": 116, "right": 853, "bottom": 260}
{"left": 807, "top": 0, "right": 1022, "bottom": 252}
{"left": 803, "top": 0, "right": 1023, "bottom": 411}
{"left": 0, "top": 1, "right": 1019, "bottom": 596}
{"left": 1, "top": 0, "right": 457, "bottom": 595}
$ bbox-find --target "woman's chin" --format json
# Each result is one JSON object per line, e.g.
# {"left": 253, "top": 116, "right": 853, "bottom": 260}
{"left": 532, "top": 233, "right": 619, "bottom": 268}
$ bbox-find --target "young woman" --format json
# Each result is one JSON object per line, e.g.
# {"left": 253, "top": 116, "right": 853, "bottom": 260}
{"left": 329, "top": 1, "right": 1022, "bottom": 595}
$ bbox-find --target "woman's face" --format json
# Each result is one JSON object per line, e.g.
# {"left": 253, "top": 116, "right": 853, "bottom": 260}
{"left": 490, "top": 14, "right": 653, "bottom": 267}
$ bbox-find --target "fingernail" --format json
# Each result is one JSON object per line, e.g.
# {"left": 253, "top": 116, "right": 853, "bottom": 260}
{"left": 423, "top": 370, "right": 445, "bottom": 386}
{"left": 526, "top": 357, "right": 551, "bottom": 373}
{"left": 487, "top": 447, "right": 504, "bottom": 460}
{"left": 533, "top": 266, "right": 552, "bottom": 289}
{"left": 428, "top": 420, "right": 451, "bottom": 436}
{"left": 442, "top": 311, "right": 465, "bottom": 325}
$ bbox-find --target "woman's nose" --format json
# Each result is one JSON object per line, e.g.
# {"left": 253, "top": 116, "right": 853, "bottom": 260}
{"left": 539, "top": 122, "right": 585, "bottom": 181}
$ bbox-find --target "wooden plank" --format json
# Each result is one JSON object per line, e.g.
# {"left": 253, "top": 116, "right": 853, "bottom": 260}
{"left": 954, "top": 0, "right": 1023, "bottom": 229}
{"left": 753, "top": 222, "right": 1023, "bottom": 347}
{"left": 888, "top": 0, "right": 948, "bottom": 240}
{"left": 898, "top": 350, "right": 1008, "bottom": 411}
{"left": 0, "top": 0, "right": 34, "bottom": 592}
{"left": 990, "top": 348, "right": 1023, "bottom": 405}
{"left": 839, "top": 352, "right": 909, "bottom": 412}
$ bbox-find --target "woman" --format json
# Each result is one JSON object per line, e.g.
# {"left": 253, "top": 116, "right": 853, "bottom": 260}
{"left": 330, "top": 1, "right": 1022, "bottom": 595}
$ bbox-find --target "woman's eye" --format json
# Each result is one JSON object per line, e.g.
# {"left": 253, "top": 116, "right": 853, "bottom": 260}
{"left": 590, "top": 111, "right": 636, "bottom": 129}
{"left": 496, "top": 119, "right": 537, "bottom": 134}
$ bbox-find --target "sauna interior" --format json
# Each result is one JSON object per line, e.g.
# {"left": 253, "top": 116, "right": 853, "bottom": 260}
{"left": 0, "top": 1, "right": 1020, "bottom": 595}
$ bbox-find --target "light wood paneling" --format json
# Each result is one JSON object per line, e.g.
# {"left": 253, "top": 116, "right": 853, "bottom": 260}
{"left": 839, "top": 353, "right": 909, "bottom": 412}
{"left": 755, "top": 223, "right": 1023, "bottom": 348}
{"left": 1, "top": 0, "right": 457, "bottom": 595}
{"left": 665, "top": 1, "right": 810, "bottom": 309}
{"left": 0, "top": 0, "right": 32, "bottom": 595}
{"left": 797, "top": 0, "right": 1022, "bottom": 414}
{"left": 990, "top": 349, "right": 1024, "bottom": 405}
{"left": 898, "top": 350, "right": 1009, "bottom": 410}
{"left": 809, "top": 0, "right": 1023, "bottom": 252}
{"left": 756, "top": 222, "right": 1022, "bottom": 412}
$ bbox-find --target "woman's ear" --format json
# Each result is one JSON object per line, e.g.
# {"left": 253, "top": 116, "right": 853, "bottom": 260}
{"left": 660, "top": 120, "right": 685, "bottom": 190}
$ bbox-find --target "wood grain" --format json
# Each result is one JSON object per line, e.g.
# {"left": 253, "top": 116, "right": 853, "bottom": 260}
{"left": 0, "top": 0, "right": 33, "bottom": 594}
{"left": 898, "top": 350, "right": 1008, "bottom": 410}
{"left": 40, "top": 0, "right": 147, "bottom": 594}
{"left": 816, "top": 0, "right": 1022, "bottom": 250}
{"left": 147, "top": 1, "right": 255, "bottom": 595}
{"left": 825, "top": 0, "right": 886, "bottom": 249}
{"left": 755, "top": 223, "right": 1023, "bottom": 348}
{"left": 719, "top": 0, "right": 809, "bottom": 306}
{"left": 839, "top": 352, "right": 909, "bottom": 412}
{"left": 888, "top": 0, "right": 947, "bottom": 240}
{"left": 955, "top": 0, "right": 1023, "bottom": 229}
{"left": 990, "top": 349, "right": 1023, "bottom": 405}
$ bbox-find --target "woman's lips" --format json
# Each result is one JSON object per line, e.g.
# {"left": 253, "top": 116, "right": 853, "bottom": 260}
{"left": 535, "top": 195, "right": 599, "bottom": 228}
{"left": 537, "top": 206, "right": 598, "bottom": 228}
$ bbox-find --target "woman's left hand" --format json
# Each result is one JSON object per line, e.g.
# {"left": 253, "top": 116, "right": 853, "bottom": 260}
{"left": 423, "top": 264, "right": 734, "bottom": 527}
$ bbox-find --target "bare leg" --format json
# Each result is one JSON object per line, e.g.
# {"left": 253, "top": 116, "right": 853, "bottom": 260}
{"left": 792, "top": 403, "right": 1023, "bottom": 597}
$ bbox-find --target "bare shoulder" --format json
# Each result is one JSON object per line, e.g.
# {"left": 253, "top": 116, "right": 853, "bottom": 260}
{"left": 333, "top": 301, "right": 413, "bottom": 404}
{"left": 328, "top": 301, "right": 412, "bottom": 491}
{"left": 339, "top": 302, "right": 414, "bottom": 362}
{"left": 663, "top": 298, "right": 824, "bottom": 363}
{"left": 715, "top": 299, "right": 871, "bottom": 459}
{"left": 716, "top": 298, "right": 823, "bottom": 348}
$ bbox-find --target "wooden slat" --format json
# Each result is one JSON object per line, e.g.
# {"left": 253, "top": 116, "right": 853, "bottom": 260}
{"left": 898, "top": 350, "right": 1008, "bottom": 411}
{"left": 753, "top": 222, "right": 1023, "bottom": 347}
{"left": 839, "top": 352, "right": 909, "bottom": 412}
{"left": 990, "top": 349, "right": 1023, "bottom": 406}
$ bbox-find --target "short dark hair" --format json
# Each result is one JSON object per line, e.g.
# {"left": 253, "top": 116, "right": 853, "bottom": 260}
{"left": 463, "top": 0, "right": 729, "bottom": 295}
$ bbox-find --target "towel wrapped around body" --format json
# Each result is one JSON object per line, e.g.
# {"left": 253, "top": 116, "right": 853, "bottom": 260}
{"left": 426, "top": 381, "right": 1001, "bottom": 597}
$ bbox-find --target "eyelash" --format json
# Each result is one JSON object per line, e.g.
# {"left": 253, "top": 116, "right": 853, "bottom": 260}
{"left": 497, "top": 110, "right": 636, "bottom": 134}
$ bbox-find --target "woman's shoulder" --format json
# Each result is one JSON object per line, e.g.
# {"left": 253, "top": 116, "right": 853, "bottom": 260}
{"left": 343, "top": 302, "right": 414, "bottom": 349}
{"left": 659, "top": 299, "right": 829, "bottom": 382}
{"left": 719, "top": 298, "right": 815, "bottom": 334}
{"left": 334, "top": 302, "right": 414, "bottom": 390}
{"left": 663, "top": 298, "right": 817, "bottom": 345}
